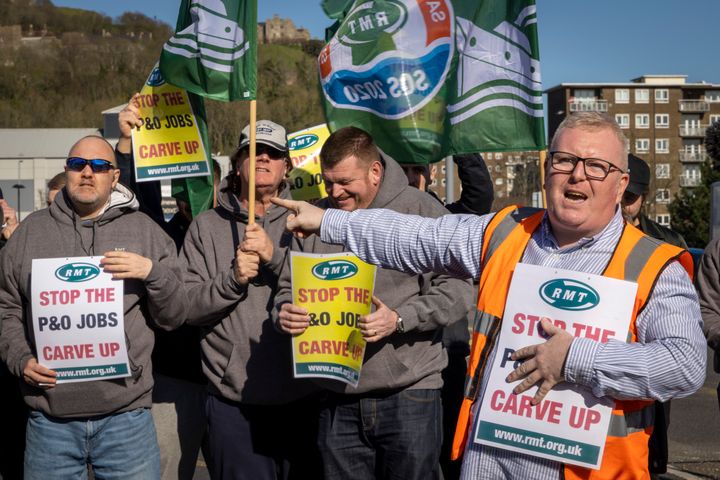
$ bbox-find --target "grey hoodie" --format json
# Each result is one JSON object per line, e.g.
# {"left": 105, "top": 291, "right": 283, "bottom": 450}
{"left": 274, "top": 158, "right": 474, "bottom": 394}
{"left": 0, "top": 184, "right": 185, "bottom": 418}
{"left": 181, "top": 179, "right": 317, "bottom": 404}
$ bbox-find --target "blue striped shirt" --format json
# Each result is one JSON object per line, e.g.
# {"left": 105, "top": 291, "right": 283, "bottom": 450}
{"left": 321, "top": 207, "right": 705, "bottom": 479}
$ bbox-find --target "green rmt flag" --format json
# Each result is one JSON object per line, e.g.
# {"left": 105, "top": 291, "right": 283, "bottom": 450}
{"left": 160, "top": 0, "right": 257, "bottom": 102}
{"left": 449, "top": 1, "right": 544, "bottom": 154}
{"left": 318, "top": 0, "right": 545, "bottom": 165}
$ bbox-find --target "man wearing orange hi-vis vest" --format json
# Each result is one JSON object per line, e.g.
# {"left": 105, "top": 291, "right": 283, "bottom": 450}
{"left": 271, "top": 111, "right": 706, "bottom": 479}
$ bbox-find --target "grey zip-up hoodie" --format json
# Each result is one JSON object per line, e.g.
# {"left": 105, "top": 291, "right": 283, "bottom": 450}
{"left": 274, "top": 158, "right": 474, "bottom": 394}
{"left": 181, "top": 179, "right": 317, "bottom": 404}
{"left": 0, "top": 184, "right": 185, "bottom": 418}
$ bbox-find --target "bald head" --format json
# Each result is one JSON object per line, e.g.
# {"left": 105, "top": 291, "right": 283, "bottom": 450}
{"left": 68, "top": 136, "right": 117, "bottom": 166}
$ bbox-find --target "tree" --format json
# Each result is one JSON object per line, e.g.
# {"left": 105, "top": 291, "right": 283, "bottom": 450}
{"left": 668, "top": 121, "right": 720, "bottom": 248}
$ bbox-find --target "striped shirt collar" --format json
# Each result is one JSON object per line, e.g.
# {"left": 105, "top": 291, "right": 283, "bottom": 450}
{"left": 539, "top": 207, "right": 625, "bottom": 252}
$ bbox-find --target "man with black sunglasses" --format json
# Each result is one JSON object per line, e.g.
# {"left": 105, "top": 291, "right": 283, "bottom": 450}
{"left": 272, "top": 112, "right": 705, "bottom": 479}
{"left": 0, "top": 135, "right": 186, "bottom": 479}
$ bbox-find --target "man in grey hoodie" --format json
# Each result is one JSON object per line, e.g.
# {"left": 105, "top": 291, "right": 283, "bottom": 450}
{"left": 0, "top": 136, "right": 186, "bottom": 479}
{"left": 276, "top": 126, "right": 474, "bottom": 480}
{"left": 181, "top": 120, "right": 321, "bottom": 479}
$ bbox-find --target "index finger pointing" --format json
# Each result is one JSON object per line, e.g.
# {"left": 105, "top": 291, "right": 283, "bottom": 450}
{"left": 270, "top": 197, "right": 301, "bottom": 212}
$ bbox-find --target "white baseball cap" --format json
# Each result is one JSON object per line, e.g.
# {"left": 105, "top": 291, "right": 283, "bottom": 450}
{"left": 238, "top": 120, "right": 288, "bottom": 152}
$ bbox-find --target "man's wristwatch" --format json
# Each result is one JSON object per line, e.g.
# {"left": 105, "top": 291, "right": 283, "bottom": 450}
{"left": 395, "top": 315, "right": 405, "bottom": 334}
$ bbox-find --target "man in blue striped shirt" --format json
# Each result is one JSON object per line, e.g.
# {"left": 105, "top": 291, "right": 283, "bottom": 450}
{"left": 272, "top": 112, "right": 705, "bottom": 479}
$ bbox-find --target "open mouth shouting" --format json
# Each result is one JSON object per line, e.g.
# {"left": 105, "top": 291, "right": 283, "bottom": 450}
{"left": 564, "top": 189, "right": 588, "bottom": 202}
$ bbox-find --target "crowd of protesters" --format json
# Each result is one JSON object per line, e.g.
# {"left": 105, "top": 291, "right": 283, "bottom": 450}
{"left": 0, "top": 110, "right": 716, "bottom": 480}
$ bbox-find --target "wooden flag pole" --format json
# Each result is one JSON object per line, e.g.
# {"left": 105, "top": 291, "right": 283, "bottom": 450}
{"left": 247, "top": 100, "right": 257, "bottom": 224}
{"left": 539, "top": 149, "right": 547, "bottom": 208}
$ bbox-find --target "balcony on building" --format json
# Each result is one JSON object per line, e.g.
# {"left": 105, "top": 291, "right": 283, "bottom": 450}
{"left": 679, "top": 147, "right": 708, "bottom": 163}
{"left": 568, "top": 98, "right": 608, "bottom": 112}
{"left": 678, "top": 99, "right": 710, "bottom": 112}
{"left": 679, "top": 124, "right": 708, "bottom": 137}
{"left": 680, "top": 176, "right": 702, "bottom": 187}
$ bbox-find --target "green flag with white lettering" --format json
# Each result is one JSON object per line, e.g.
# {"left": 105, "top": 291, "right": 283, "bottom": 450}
{"left": 160, "top": 0, "right": 257, "bottom": 102}
{"left": 318, "top": 0, "right": 545, "bottom": 165}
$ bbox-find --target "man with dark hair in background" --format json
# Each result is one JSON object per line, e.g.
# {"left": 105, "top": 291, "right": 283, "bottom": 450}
{"left": 621, "top": 153, "right": 688, "bottom": 477}
{"left": 277, "top": 126, "right": 474, "bottom": 480}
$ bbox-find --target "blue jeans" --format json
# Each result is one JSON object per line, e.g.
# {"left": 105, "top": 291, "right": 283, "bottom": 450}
{"left": 318, "top": 389, "right": 442, "bottom": 480}
{"left": 24, "top": 408, "right": 160, "bottom": 480}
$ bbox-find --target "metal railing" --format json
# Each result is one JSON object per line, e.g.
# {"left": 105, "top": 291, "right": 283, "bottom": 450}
{"left": 678, "top": 125, "right": 708, "bottom": 137}
{"left": 680, "top": 176, "right": 702, "bottom": 187}
{"left": 679, "top": 148, "right": 708, "bottom": 163}
{"left": 678, "top": 99, "right": 710, "bottom": 112}
{"left": 568, "top": 99, "right": 608, "bottom": 112}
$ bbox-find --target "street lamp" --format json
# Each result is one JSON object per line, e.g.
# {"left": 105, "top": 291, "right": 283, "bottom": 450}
{"left": 12, "top": 159, "right": 24, "bottom": 221}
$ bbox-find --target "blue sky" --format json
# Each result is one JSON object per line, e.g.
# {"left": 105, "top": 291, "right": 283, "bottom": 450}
{"left": 52, "top": 0, "right": 719, "bottom": 90}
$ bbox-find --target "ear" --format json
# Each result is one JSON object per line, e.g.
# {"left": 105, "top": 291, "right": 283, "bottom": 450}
{"left": 616, "top": 173, "right": 630, "bottom": 204}
{"left": 429, "top": 164, "right": 437, "bottom": 181}
{"left": 369, "top": 160, "right": 383, "bottom": 185}
{"left": 111, "top": 167, "right": 121, "bottom": 188}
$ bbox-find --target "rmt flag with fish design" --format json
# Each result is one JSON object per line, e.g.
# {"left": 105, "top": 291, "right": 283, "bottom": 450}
{"left": 319, "top": 0, "right": 545, "bottom": 164}
{"left": 160, "top": 0, "right": 257, "bottom": 101}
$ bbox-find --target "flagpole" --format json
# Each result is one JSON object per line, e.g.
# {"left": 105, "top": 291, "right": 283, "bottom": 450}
{"left": 539, "top": 150, "right": 547, "bottom": 207}
{"left": 248, "top": 100, "right": 257, "bottom": 224}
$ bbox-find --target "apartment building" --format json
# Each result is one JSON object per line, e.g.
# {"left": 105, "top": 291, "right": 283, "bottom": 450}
{"left": 546, "top": 75, "right": 720, "bottom": 226}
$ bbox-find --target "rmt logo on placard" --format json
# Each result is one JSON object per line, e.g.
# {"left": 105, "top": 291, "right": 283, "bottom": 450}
{"left": 55, "top": 263, "right": 101, "bottom": 283}
{"left": 312, "top": 260, "right": 358, "bottom": 281}
{"left": 289, "top": 134, "right": 319, "bottom": 151}
{"left": 539, "top": 279, "right": 599, "bottom": 311}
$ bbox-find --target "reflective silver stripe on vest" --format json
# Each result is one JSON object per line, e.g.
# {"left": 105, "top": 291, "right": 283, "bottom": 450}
{"left": 484, "top": 207, "right": 543, "bottom": 265}
{"left": 465, "top": 309, "right": 501, "bottom": 401}
{"left": 607, "top": 403, "right": 655, "bottom": 437}
{"left": 472, "top": 309, "right": 496, "bottom": 336}
{"left": 623, "top": 235, "right": 662, "bottom": 283}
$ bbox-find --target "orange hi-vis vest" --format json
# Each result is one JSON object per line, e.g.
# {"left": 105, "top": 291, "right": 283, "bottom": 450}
{"left": 451, "top": 205, "right": 694, "bottom": 479}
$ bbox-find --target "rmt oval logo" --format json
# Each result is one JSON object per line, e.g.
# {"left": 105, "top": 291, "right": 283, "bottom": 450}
{"left": 312, "top": 260, "right": 358, "bottom": 280}
{"left": 289, "top": 133, "right": 319, "bottom": 151}
{"left": 55, "top": 263, "right": 101, "bottom": 283}
{"left": 539, "top": 279, "right": 599, "bottom": 311}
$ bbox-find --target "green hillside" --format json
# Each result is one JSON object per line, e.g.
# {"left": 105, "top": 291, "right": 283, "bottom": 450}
{"left": 0, "top": 0, "right": 325, "bottom": 153}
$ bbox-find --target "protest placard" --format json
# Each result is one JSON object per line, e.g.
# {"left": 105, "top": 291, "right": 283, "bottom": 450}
{"left": 31, "top": 257, "right": 129, "bottom": 384}
{"left": 131, "top": 65, "right": 210, "bottom": 182}
{"left": 474, "top": 263, "right": 637, "bottom": 469}
{"left": 288, "top": 124, "right": 330, "bottom": 202}
{"left": 290, "top": 252, "right": 376, "bottom": 387}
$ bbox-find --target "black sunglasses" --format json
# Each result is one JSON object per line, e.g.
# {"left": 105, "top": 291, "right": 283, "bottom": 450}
{"left": 66, "top": 157, "right": 116, "bottom": 173}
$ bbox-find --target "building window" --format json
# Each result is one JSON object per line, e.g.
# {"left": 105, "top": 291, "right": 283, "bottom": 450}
{"left": 615, "top": 89, "right": 630, "bottom": 103}
{"left": 615, "top": 114, "right": 630, "bottom": 129}
{"left": 655, "top": 89, "right": 669, "bottom": 103}
{"left": 655, "top": 138, "right": 669, "bottom": 153}
{"left": 656, "top": 214, "right": 671, "bottom": 226}
{"left": 495, "top": 178, "right": 504, "bottom": 185}
{"left": 494, "top": 152, "right": 503, "bottom": 160}
{"left": 655, "top": 189, "right": 670, "bottom": 204}
{"left": 635, "top": 114, "right": 650, "bottom": 129}
{"left": 656, "top": 163, "right": 670, "bottom": 179}
{"left": 494, "top": 165, "right": 502, "bottom": 172}
{"left": 636, "top": 138, "right": 650, "bottom": 153}
{"left": 655, "top": 114, "right": 669, "bottom": 128}
{"left": 635, "top": 89, "right": 649, "bottom": 104}
{"left": 710, "top": 114, "right": 720, "bottom": 126}
{"left": 441, "top": 178, "right": 446, "bottom": 186}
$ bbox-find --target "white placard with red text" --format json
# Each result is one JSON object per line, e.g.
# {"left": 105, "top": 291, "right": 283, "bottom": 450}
{"left": 31, "top": 257, "right": 129, "bottom": 384}
{"left": 474, "top": 263, "right": 637, "bottom": 469}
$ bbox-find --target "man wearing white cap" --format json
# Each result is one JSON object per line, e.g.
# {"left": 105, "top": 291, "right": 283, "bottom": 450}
{"left": 180, "top": 120, "right": 321, "bottom": 478}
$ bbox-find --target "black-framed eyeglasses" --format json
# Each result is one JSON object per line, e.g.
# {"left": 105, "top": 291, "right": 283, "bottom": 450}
{"left": 66, "top": 157, "right": 116, "bottom": 173}
{"left": 548, "top": 151, "right": 625, "bottom": 180}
